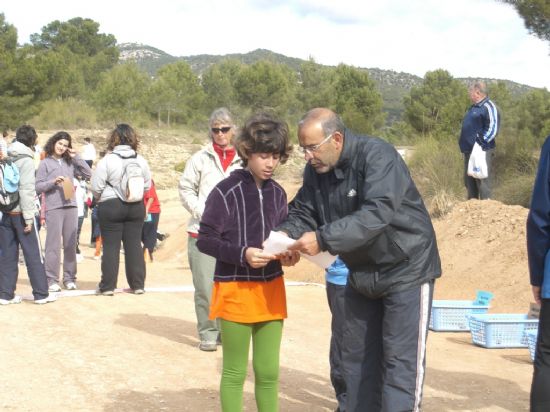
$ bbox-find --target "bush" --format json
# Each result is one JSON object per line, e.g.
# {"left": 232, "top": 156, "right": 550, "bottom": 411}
{"left": 408, "top": 136, "right": 464, "bottom": 216}
{"left": 30, "top": 99, "right": 99, "bottom": 129}
{"left": 174, "top": 160, "right": 186, "bottom": 173}
{"left": 493, "top": 174, "right": 534, "bottom": 208}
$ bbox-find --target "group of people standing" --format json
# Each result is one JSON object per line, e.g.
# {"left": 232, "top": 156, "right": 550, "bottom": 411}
{"left": 180, "top": 106, "right": 441, "bottom": 412}
{"left": 5, "top": 78, "right": 549, "bottom": 411}
{"left": 179, "top": 85, "right": 541, "bottom": 412}
{"left": 0, "top": 124, "right": 155, "bottom": 304}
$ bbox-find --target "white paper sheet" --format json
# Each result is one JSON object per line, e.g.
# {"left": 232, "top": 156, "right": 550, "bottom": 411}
{"left": 301, "top": 251, "right": 338, "bottom": 269}
{"left": 263, "top": 231, "right": 338, "bottom": 269}
{"left": 262, "top": 231, "right": 296, "bottom": 254}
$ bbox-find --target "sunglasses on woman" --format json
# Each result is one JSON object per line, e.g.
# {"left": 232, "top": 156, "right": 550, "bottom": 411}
{"left": 211, "top": 127, "right": 232, "bottom": 134}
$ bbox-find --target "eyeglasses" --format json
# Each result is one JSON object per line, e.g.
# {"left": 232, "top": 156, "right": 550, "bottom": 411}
{"left": 211, "top": 126, "right": 232, "bottom": 134}
{"left": 301, "top": 133, "right": 333, "bottom": 155}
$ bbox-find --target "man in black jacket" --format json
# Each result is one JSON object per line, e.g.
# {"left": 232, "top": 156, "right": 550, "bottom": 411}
{"left": 278, "top": 108, "right": 441, "bottom": 412}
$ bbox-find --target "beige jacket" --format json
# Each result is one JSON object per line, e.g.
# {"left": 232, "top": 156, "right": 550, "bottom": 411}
{"left": 178, "top": 143, "right": 241, "bottom": 234}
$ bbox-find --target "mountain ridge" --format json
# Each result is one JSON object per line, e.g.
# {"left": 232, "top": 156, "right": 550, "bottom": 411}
{"left": 118, "top": 42, "right": 534, "bottom": 123}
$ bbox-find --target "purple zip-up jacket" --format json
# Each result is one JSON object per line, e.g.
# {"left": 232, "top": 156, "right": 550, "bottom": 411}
{"left": 197, "top": 169, "right": 288, "bottom": 282}
{"left": 36, "top": 155, "right": 92, "bottom": 210}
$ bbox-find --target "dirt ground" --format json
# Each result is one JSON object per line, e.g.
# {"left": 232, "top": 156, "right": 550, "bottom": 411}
{"left": 0, "top": 132, "right": 538, "bottom": 411}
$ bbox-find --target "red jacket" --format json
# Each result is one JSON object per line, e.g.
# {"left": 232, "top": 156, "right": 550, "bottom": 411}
{"left": 144, "top": 181, "right": 160, "bottom": 213}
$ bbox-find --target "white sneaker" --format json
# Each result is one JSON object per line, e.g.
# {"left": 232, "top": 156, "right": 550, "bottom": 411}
{"left": 65, "top": 282, "right": 77, "bottom": 290}
{"left": 76, "top": 254, "right": 84, "bottom": 263}
{"left": 34, "top": 295, "right": 57, "bottom": 305}
{"left": 95, "top": 285, "right": 114, "bottom": 296}
{"left": 0, "top": 295, "right": 22, "bottom": 305}
{"left": 48, "top": 284, "right": 62, "bottom": 292}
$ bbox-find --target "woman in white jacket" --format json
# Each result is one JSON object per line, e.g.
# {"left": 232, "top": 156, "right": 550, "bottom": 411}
{"left": 91, "top": 124, "right": 151, "bottom": 296}
{"left": 178, "top": 107, "right": 241, "bottom": 351}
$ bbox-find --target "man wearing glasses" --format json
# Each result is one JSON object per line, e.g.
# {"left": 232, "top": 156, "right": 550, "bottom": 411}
{"left": 277, "top": 108, "right": 441, "bottom": 412}
{"left": 179, "top": 107, "right": 241, "bottom": 352}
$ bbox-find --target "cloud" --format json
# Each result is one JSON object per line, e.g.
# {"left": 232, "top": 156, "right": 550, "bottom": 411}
{"left": 2, "top": 0, "right": 549, "bottom": 89}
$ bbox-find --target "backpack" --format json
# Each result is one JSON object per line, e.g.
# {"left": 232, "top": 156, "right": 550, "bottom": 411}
{"left": 0, "top": 158, "right": 21, "bottom": 212}
{"left": 108, "top": 153, "right": 145, "bottom": 203}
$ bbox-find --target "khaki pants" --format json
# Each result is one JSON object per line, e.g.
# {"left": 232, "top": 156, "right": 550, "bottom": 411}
{"left": 188, "top": 236, "right": 219, "bottom": 342}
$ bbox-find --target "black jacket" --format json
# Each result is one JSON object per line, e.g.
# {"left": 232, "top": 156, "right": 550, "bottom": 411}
{"left": 277, "top": 130, "right": 441, "bottom": 297}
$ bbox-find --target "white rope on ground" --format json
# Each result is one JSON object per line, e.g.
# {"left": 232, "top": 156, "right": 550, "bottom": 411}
{"left": 21, "top": 281, "right": 325, "bottom": 301}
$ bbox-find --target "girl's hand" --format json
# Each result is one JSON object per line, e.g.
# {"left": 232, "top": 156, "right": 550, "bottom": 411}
{"left": 278, "top": 250, "right": 301, "bottom": 266}
{"left": 246, "top": 247, "right": 276, "bottom": 268}
{"left": 54, "top": 176, "right": 65, "bottom": 185}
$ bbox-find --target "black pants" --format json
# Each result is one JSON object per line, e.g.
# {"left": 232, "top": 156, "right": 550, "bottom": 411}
{"left": 326, "top": 282, "right": 347, "bottom": 411}
{"left": 0, "top": 214, "right": 48, "bottom": 300}
{"left": 342, "top": 280, "right": 433, "bottom": 412}
{"left": 531, "top": 298, "right": 550, "bottom": 411}
{"left": 142, "top": 212, "right": 160, "bottom": 255}
{"left": 97, "top": 198, "right": 146, "bottom": 292}
{"left": 463, "top": 149, "right": 494, "bottom": 200}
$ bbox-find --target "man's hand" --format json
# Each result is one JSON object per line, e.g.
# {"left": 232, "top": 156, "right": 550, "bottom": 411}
{"left": 288, "top": 231, "right": 320, "bottom": 256}
{"left": 23, "top": 223, "right": 33, "bottom": 234}
{"left": 532, "top": 285, "right": 542, "bottom": 306}
{"left": 245, "top": 247, "right": 276, "bottom": 269}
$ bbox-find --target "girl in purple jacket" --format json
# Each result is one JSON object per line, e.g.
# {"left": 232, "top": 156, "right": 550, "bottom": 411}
{"left": 197, "top": 113, "right": 299, "bottom": 411}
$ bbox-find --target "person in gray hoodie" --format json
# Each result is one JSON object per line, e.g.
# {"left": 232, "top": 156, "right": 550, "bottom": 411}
{"left": 36, "top": 131, "right": 92, "bottom": 292}
{"left": 0, "top": 125, "right": 56, "bottom": 305}
{"left": 91, "top": 124, "right": 151, "bottom": 295}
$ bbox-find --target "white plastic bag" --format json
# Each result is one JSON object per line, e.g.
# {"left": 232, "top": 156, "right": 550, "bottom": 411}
{"left": 467, "top": 142, "right": 488, "bottom": 179}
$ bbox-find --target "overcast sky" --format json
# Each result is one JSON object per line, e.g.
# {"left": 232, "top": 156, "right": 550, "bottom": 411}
{"left": 3, "top": 0, "right": 550, "bottom": 89}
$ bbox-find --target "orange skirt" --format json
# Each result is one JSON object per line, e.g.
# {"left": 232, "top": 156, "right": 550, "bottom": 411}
{"left": 209, "top": 276, "right": 287, "bottom": 323}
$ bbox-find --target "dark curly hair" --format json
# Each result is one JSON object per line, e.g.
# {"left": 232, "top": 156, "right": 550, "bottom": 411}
{"left": 44, "top": 131, "right": 73, "bottom": 164}
{"left": 235, "top": 113, "right": 292, "bottom": 167}
{"left": 106, "top": 124, "right": 139, "bottom": 151}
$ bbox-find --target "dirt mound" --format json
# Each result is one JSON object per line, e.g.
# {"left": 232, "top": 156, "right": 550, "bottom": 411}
{"left": 433, "top": 199, "right": 531, "bottom": 313}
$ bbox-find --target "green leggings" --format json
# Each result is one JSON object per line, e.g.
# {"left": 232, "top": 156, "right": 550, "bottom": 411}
{"left": 220, "top": 318, "right": 283, "bottom": 412}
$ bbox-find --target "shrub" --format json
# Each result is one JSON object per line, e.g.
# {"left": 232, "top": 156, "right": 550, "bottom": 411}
{"left": 174, "top": 160, "right": 186, "bottom": 173}
{"left": 408, "top": 136, "right": 464, "bottom": 216}
{"left": 30, "top": 99, "right": 99, "bottom": 129}
{"left": 493, "top": 174, "right": 535, "bottom": 208}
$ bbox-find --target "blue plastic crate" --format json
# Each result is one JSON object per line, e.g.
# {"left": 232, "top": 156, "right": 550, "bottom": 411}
{"left": 468, "top": 314, "right": 539, "bottom": 348}
{"left": 525, "top": 329, "right": 538, "bottom": 361}
{"left": 429, "top": 300, "right": 490, "bottom": 331}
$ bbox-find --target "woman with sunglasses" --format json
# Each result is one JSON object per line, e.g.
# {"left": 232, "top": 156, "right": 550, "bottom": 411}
{"left": 179, "top": 107, "right": 242, "bottom": 351}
